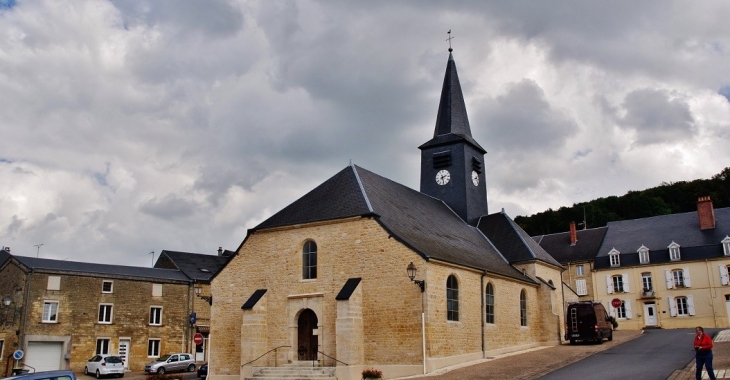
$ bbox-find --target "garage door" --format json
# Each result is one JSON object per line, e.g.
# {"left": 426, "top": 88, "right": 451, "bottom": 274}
{"left": 25, "top": 342, "right": 64, "bottom": 372}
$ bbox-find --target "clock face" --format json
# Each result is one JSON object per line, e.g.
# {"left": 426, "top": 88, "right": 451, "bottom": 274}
{"left": 435, "top": 169, "right": 451, "bottom": 185}
{"left": 471, "top": 171, "right": 479, "bottom": 186}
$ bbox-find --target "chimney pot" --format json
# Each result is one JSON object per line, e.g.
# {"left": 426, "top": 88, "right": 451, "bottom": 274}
{"left": 697, "top": 196, "right": 716, "bottom": 230}
{"left": 217, "top": 246, "right": 223, "bottom": 256}
{"left": 569, "top": 221, "right": 577, "bottom": 245}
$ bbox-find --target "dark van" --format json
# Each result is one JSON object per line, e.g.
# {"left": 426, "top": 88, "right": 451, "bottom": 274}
{"left": 565, "top": 301, "right": 613, "bottom": 344}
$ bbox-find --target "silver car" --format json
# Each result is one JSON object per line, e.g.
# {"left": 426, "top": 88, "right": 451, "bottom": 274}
{"left": 144, "top": 353, "right": 195, "bottom": 374}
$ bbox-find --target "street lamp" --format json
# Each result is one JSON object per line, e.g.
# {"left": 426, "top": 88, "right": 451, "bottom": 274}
{"left": 2, "top": 296, "right": 11, "bottom": 306}
{"left": 406, "top": 262, "right": 425, "bottom": 292}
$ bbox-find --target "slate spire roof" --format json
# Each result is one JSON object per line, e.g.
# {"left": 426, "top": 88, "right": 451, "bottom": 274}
{"left": 419, "top": 52, "right": 486, "bottom": 154}
{"left": 254, "top": 164, "right": 538, "bottom": 283}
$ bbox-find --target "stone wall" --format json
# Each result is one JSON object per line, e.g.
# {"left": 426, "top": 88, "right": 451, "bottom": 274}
{"left": 0, "top": 261, "right": 27, "bottom": 374}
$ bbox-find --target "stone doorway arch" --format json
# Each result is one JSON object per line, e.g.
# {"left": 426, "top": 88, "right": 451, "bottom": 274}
{"left": 297, "top": 308, "right": 318, "bottom": 361}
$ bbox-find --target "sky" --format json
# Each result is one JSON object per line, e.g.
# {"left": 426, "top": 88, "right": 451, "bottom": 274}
{"left": 1, "top": 1, "right": 729, "bottom": 266}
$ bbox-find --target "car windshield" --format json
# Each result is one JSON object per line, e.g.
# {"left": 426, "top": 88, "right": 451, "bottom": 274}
{"left": 105, "top": 356, "right": 123, "bottom": 363}
{"left": 157, "top": 354, "right": 171, "bottom": 361}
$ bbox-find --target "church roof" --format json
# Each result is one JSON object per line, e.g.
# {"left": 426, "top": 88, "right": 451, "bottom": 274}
{"left": 478, "top": 212, "right": 563, "bottom": 268}
{"left": 419, "top": 53, "right": 486, "bottom": 153}
{"left": 254, "top": 164, "right": 535, "bottom": 283}
{"left": 154, "top": 250, "right": 234, "bottom": 283}
{"left": 533, "top": 227, "right": 608, "bottom": 263}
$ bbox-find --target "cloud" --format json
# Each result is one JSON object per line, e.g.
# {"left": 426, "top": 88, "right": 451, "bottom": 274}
{"left": 619, "top": 88, "right": 695, "bottom": 145}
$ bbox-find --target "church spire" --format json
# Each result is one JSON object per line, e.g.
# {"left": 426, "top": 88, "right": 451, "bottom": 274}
{"left": 433, "top": 52, "right": 473, "bottom": 138}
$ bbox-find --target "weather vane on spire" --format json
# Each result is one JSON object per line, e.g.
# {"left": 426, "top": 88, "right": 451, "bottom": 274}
{"left": 446, "top": 29, "right": 454, "bottom": 52}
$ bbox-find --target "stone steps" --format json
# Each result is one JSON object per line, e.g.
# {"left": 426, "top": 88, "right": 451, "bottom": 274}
{"left": 244, "top": 365, "right": 337, "bottom": 380}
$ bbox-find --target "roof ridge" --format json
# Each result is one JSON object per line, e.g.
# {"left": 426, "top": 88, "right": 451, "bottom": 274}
{"left": 351, "top": 164, "right": 373, "bottom": 213}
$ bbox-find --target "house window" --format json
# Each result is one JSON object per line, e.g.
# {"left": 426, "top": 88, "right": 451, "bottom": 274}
{"left": 615, "top": 301, "right": 627, "bottom": 319}
{"left": 150, "top": 307, "right": 162, "bottom": 325}
{"left": 672, "top": 269, "right": 685, "bottom": 288}
{"left": 576, "top": 279, "right": 587, "bottom": 296}
{"left": 638, "top": 246, "right": 650, "bottom": 264}
{"left": 98, "top": 304, "right": 113, "bottom": 324}
{"left": 642, "top": 273, "right": 653, "bottom": 291}
{"left": 96, "top": 338, "right": 110, "bottom": 355}
{"left": 302, "top": 241, "right": 317, "bottom": 280}
{"left": 576, "top": 265, "right": 584, "bottom": 276}
{"left": 519, "top": 290, "right": 527, "bottom": 326}
{"left": 670, "top": 295, "right": 695, "bottom": 316}
{"left": 669, "top": 242, "right": 681, "bottom": 261}
{"left": 608, "top": 249, "right": 620, "bottom": 267}
{"left": 47, "top": 276, "right": 61, "bottom": 291}
{"left": 485, "top": 283, "right": 494, "bottom": 324}
{"left": 676, "top": 297, "right": 689, "bottom": 315}
{"left": 152, "top": 284, "right": 162, "bottom": 297}
{"left": 612, "top": 275, "right": 624, "bottom": 293}
{"left": 446, "top": 275, "right": 459, "bottom": 321}
{"left": 720, "top": 265, "right": 730, "bottom": 286}
{"left": 147, "top": 339, "right": 161, "bottom": 357}
{"left": 42, "top": 301, "right": 59, "bottom": 323}
{"left": 723, "top": 236, "right": 730, "bottom": 256}
{"left": 102, "top": 281, "right": 113, "bottom": 293}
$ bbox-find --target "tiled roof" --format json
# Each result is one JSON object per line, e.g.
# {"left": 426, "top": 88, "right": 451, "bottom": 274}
{"left": 155, "top": 250, "right": 233, "bottom": 282}
{"left": 13, "top": 256, "right": 190, "bottom": 283}
{"left": 533, "top": 227, "right": 608, "bottom": 263}
{"left": 253, "top": 164, "right": 536, "bottom": 283}
{"left": 596, "top": 207, "right": 730, "bottom": 256}
{"left": 478, "top": 212, "right": 563, "bottom": 268}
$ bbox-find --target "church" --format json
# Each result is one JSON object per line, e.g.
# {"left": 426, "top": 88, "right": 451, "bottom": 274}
{"left": 208, "top": 49, "right": 565, "bottom": 380}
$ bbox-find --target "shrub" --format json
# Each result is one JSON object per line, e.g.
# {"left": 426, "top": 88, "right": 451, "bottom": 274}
{"left": 607, "top": 315, "right": 619, "bottom": 329}
{"left": 362, "top": 367, "right": 383, "bottom": 379}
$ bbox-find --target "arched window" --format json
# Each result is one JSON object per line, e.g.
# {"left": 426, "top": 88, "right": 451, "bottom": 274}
{"left": 519, "top": 289, "right": 527, "bottom": 326}
{"left": 446, "top": 275, "right": 459, "bottom": 321}
{"left": 302, "top": 241, "right": 317, "bottom": 279}
{"left": 485, "top": 283, "right": 495, "bottom": 324}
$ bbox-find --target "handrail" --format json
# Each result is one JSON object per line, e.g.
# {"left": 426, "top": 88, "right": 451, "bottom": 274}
{"left": 317, "top": 351, "right": 349, "bottom": 366}
{"left": 241, "top": 346, "right": 291, "bottom": 367}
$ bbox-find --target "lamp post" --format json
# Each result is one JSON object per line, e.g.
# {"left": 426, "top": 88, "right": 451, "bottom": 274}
{"left": 406, "top": 262, "right": 427, "bottom": 374}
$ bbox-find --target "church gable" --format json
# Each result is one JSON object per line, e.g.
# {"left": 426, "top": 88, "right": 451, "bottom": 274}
{"left": 478, "top": 212, "right": 563, "bottom": 268}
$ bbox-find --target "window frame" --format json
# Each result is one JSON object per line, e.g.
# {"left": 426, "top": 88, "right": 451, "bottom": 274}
{"left": 668, "top": 242, "right": 681, "bottom": 261}
{"left": 485, "top": 283, "right": 494, "bottom": 324}
{"left": 608, "top": 249, "right": 620, "bottom": 267}
{"left": 519, "top": 289, "right": 527, "bottom": 327}
{"left": 102, "top": 280, "right": 113, "bottom": 294}
{"left": 616, "top": 301, "right": 627, "bottom": 319}
{"left": 576, "top": 265, "right": 584, "bottom": 276}
{"left": 47, "top": 276, "right": 61, "bottom": 291}
{"left": 98, "top": 304, "right": 113, "bottom": 324}
{"left": 149, "top": 306, "right": 163, "bottom": 326}
{"left": 96, "top": 338, "right": 110, "bottom": 355}
{"left": 638, "top": 246, "right": 650, "bottom": 264}
{"left": 446, "top": 275, "right": 459, "bottom": 321}
{"left": 42, "top": 301, "right": 59, "bottom": 323}
{"left": 147, "top": 339, "right": 161, "bottom": 358}
{"left": 676, "top": 297, "right": 689, "bottom": 316}
{"left": 672, "top": 269, "right": 685, "bottom": 288}
{"left": 723, "top": 236, "right": 730, "bottom": 256}
{"left": 612, "top": 275, "right": 624, "bottom": 293}
{"left": 641, "top": 272, "right": 653, "bottom": 291}
{"left": 302, "top": 241, "right": 317, "bottom": 280}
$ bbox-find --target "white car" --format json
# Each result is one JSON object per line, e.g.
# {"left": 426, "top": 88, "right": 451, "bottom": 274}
{"left": 84, "top": 355, "right": 125, "bottom": 378}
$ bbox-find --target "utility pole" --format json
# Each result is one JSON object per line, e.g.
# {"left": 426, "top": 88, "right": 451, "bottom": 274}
{"left": 149, "top": 251, "right": 155, "bottom": 267}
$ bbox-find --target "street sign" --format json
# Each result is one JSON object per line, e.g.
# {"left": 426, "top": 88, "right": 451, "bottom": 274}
{"left": 611, "top": 298, "right": 622, "bottom": 308}
{"left": 189, "top": 312, "right": 197, "bottom": 325}
{"left": 13, "top": 350, "right": 24, "bottom": 360}
{"left": 193, "top": 333, "right": 204, "bottom": 345}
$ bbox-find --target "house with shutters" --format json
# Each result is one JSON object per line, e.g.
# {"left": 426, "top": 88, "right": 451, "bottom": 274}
{"left": 591, "top": 197, "right": 730, "bottom": 330}
{"left": 208, "top": 50, "right": 566, "bottom": 380}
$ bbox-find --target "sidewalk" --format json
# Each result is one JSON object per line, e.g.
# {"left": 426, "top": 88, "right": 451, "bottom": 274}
{"left": 667, "top": 330, "right": 730, "bottom": 380}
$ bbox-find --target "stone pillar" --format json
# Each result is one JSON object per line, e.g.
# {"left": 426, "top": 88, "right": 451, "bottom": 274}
{"left": 241, "top": 293, "right": 267, "bottom": 377}
{"left": 336, "top": 282, "right": 364, "bottom": 366}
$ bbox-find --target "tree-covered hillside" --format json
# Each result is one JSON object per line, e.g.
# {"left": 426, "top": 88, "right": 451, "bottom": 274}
{"left": 515, "top": 167, "right": 730, "bottom": 236}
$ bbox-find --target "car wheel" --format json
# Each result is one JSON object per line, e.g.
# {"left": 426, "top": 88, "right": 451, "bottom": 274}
{"left": 84, "top": 367, "right": 89, "bottom": 376}
{"left": 96, "top": 370, "right": 101, "bottom": 379}
{"left": 157, "top": 367, "right": 166, "bottom": 375}
{"left": 187, "top": 364, "right": 196, "bottom": 372}
{"left": 608, "top": 331, "right": 613, "bottom": 341}
{"left": 569, "top": 339, "right": 575, "bottom": 345}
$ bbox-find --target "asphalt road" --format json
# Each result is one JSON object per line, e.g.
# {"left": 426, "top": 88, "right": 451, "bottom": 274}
{"left": 539, "top": 328, "right": 720, "bottom": 380}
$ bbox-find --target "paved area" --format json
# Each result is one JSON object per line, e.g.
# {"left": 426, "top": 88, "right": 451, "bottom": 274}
{"left": 668, "top": 330, "right": 730, "bottom": 380}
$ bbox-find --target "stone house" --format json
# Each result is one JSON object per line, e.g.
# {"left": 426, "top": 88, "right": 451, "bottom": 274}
{"left": 0, "top": 251, "right": 194, "bottom": 373}
{"left": 153, "top": 249, "right": 234, "bottom": 363}
{"left": 208, "top": 51, "right": 565, "bottom": 380}
{"left": 592, "top": 197, "right": 730, "bottom": 330}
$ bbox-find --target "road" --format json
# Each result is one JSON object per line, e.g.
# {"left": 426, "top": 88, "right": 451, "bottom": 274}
{"left": 539, "top": 328, "right": 720, "bottom": 380}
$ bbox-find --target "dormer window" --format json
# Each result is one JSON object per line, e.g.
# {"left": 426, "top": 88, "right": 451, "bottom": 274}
{"left": 638, "top": 245, "right": 650, "bottom": 264}
{"left": 668, "top": 242, "right": 681, "bottom": 261}
{"left": 723, "top": 236, "right": 730, "bottom": 256}
{"left": 608, "top": 248, "right": 620, "bottom": 267}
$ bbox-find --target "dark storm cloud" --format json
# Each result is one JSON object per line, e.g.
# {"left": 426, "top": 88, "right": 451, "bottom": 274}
{"left": 479, "top": 79, "right": 578, "bottom": 152}
{"left": 139, "top": 194, "right": 199, "bottom": 220}
{"left": 619, "top": 88, "right": 695, "bottom": 145}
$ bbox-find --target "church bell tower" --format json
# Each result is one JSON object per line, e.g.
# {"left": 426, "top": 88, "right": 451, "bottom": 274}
{"left": 419, "top": 50, "right": 488, "bottom": 225}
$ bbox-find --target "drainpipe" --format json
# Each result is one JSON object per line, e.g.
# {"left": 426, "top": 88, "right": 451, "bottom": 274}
{"left": 705, "top": 260, "right": 717, "bottom": 328}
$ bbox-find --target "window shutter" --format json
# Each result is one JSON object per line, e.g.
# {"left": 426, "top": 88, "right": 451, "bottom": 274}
{"left": 665, "top": 270, "right": 674, "bottom": 289}
{"left": 608, "top": 303, "right": 615, "bottom": 318}
{"left": 622, "top": 273, "right": 630, "bottom": 292}
{"left": 668, "top": 297, "right": 677, "bottom": 317}
{"left": 687, "top": 295, "right": 695, "bottom": 316}
{"left": 625, "top": 301, "right": 632, "bottom": 319}
{"left": 683, "top": 267, "right": 691, "bottom": 288}
{"left": 720, "top": 265, "right": 729, "bottom": 286}
{"left": 606, "top": 276, "right": 613, "bottom": 294}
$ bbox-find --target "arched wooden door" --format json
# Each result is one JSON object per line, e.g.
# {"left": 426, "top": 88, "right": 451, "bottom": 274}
{"left": 297, "top": 309, "right": 318, "bottom": 361}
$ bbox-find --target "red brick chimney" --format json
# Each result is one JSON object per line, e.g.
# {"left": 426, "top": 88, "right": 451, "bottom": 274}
{"left": 569, "top": 221, "right": 577, "bottom": 245}
{"left": 697, "top": 196, "right": 716, "bottom": 230}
